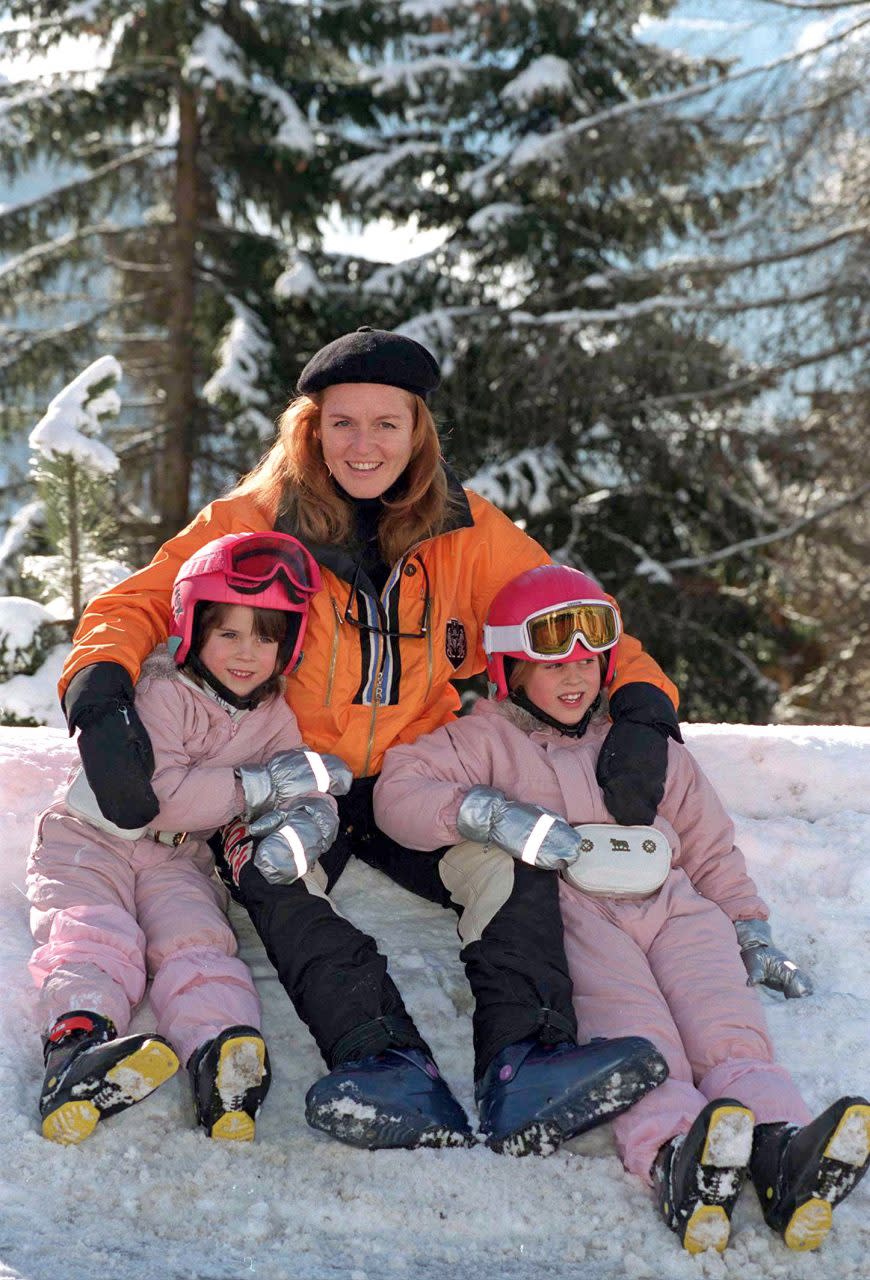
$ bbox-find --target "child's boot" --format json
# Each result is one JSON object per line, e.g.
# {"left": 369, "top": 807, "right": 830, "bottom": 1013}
{"left": 749, "top": 1096, "right": 870, "bottom": 1251}
{"left": 190, "top": 1026, "right": 271, "bottom": 1141}
{"left": 655, "top": 1098, "right": 755, "bottom": 1254}
{"left": 40, "top": 1010, "right": 179, "bottom": 1145}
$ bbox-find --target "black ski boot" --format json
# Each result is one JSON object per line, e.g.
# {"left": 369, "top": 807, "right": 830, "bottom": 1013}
{"left": 40, "top": 1010, "right": 179, "bottom": 1145}
{"left": 655, "top": 1099, "right": 754, "bottom": 1254}
{"left": 749, "top": 1096, "right": 870, "bottom": 1251}
{"left": 189, "top": 1026, "right": 271, "bottom": 1141}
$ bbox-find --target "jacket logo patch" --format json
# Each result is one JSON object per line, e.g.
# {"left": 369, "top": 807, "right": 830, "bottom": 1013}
{"left": 445, "top": 619, "right": 467, "bottom": 670}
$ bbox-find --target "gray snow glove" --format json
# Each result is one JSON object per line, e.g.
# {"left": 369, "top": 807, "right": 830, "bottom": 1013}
{"left": 237, "top": 748, "right": 353, "bottom": 818}
{"left": 735, "top": 919, "right": 813, "bottom": 999}
{"left": 251, "top": 797, "right": 340, "bottom": 885}
{"left": 456, "top": 785, "right": 580, "bottom": 870}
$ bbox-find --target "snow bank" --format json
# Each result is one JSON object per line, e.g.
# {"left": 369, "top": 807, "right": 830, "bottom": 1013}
{"left": 0, "top": 724, "right": 867, "bottom": 1280}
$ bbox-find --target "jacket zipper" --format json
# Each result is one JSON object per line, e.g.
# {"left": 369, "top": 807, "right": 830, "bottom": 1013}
{"left": 324, "top": 598, "right": 341, "bottom": 706}
{"left": 361, "top": 651, "right": 385, "bottom": 777}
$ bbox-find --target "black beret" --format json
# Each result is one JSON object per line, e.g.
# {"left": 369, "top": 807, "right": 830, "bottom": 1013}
{"left": 296, "top": 326, "right": 441, "bottom": 401}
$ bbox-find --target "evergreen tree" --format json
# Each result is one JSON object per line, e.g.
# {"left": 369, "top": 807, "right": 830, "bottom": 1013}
{"left": 324, "top": 0, "right": 825, "bottom": 720}
{"left": 0, "top": 0, "right": 378, "bottom": 545}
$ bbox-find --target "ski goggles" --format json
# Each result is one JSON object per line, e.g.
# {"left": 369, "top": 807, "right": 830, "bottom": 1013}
{"left": 484, "top": 599, "right": 621, "bottom": 660}
{"left": 220, "top": 534, "right": 320, "bottom": 604}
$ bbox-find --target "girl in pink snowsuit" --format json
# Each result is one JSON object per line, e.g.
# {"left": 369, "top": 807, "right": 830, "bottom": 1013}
{"left": 373, "top": 564, "right": 869, "bottom": 1255}
{"left": 28, "top": 532, "right": 349, "bottom": 1145}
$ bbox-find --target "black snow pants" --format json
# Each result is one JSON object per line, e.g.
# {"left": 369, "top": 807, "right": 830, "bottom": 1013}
{"left": 223, "top": 776, "right": 578, "bottom": 1079}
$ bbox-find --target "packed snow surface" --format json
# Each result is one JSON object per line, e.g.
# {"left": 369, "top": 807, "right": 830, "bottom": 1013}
{"left": 0, "top": 723, "right": 867, "bottom": 1280}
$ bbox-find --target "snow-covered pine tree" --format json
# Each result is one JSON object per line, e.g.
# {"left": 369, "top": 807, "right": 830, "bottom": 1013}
{"left": 329, "top": 0, "right": 815, "bottom": 720}
{"left": 0, "top": 356, "right": 130, "bottom": 727}
{"left": 0, "top": 1, "right": 380, "bottom": 546}
{"left": 26, "top": 355, "right": 129, "bottom": 624}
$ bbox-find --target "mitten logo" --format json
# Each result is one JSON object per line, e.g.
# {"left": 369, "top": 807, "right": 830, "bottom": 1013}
{"left": 643, "top": 839, "right": 657, "bottom": 853}
{"left": 610, "top": 838, "right": 630, "bottom": 852}
{"left": 445, "top": 619, "right": 467, "bottom": 670}
{"left": 580, "top": 838, "right": 594, "bottom": 853}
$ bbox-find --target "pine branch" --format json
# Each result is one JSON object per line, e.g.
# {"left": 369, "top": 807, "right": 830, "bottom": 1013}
{"left": 661, "top": 482, "right": 870, "bottom": 571}
{"left": 502, "top": 13, "right": 870, "bottom": 172}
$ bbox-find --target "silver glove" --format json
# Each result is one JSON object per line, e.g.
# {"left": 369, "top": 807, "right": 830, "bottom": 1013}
{"left": 266, "top": 748, "right": 352, "bottom": 803}
{"left": 252, "top": 797, "right": 339, "bottom": 885}
{"left": 456, "top": 785, "right": 580, "bottom": 870}
{"left": 237, "top": 748, "right": 352, "bottom": 818}
{"left": 734, "top": 919, "right": 813, "bottom": 999}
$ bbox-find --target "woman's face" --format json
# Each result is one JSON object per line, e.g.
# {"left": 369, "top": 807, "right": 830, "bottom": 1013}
{"left": 515, "top": 655, "right": 602, "bottom": 726}
{"left": 198, "top": 604, "right": 280, "bottom": 697}
{"left": 319, "top": 382, "right": 416, "bottom": 498}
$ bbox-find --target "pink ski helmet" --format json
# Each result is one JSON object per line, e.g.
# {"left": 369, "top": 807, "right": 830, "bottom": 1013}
{"left": 169, "top": 532, "right": 321, "bottom": 673}
{"left": 484, "top": 564, "right": 621, "bottom": 700}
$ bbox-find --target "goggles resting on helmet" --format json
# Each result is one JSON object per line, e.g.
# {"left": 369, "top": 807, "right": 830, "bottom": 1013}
{"left": 484, "top": 599, "right": 620, "bottom": 662}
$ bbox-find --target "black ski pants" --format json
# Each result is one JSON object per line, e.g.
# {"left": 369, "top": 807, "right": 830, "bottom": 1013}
{"left": 227, "top": 776, "right": 578, "bottom": 1079}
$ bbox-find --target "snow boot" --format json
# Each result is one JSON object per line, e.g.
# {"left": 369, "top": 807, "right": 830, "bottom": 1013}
{"left": 189, "top": 1026, "right": 271, "bottom": 1141}
{"left": 40, "top": 1010, "right": 179, "bottom": 1146}
{"left": 655, "top": 1099, "right": 754, "bottom": 1255}
{"left": 475, "top": 1033, "right": 669, "bottom": 1156}
{"left": 305, "top": 1047, "right": 474, "bottom": 1150}
{"left": 749, "top": 1096, "right": 870, "bottom": 1251}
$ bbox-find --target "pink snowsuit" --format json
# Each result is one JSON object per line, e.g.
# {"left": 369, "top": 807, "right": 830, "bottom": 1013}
{"left": 373, "top": 698, "right": 812, "bottom": 1182}
{"left": 27, "top": 646, "right": 321, "bottom": 1068}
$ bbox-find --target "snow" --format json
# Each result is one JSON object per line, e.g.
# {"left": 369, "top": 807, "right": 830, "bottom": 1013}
{"left": 501, "top": 56, "right": 575, "bottom": 108}
{"left": 203, "top": 296, "right": 274, "bottom": 439}
{"left": 28, "top": 355, "right": 121, "bottom": 475}
{"left": 0, "top": 722, "right": 867, "bottom": 1279}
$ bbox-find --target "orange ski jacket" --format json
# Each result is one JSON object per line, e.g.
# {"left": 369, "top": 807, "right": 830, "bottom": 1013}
{"left": 59, "top": 474, "right": 678, "bottom": 777}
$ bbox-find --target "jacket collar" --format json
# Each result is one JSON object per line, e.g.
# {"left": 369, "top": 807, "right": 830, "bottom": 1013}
{"left": 274, "top": 462, "right": 473, "bottom": 587}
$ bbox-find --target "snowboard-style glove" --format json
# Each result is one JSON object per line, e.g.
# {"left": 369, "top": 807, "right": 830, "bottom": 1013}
{"left": 236, "top": 749, "right": 353, "bottom": 819}
{"left": 63, "top": 661, "right": 159, "bottom": 829}
{"left": 596, "top": 683, "right": 683, "bottom": 826}
{"left": 456, "top": 785, "right": 580, "bottom": 870}
{"left": 220, "top": 799, "right": 339, "bottom": 888}
{"left": 734, "top": 919, "right": 813, "bottom": 999}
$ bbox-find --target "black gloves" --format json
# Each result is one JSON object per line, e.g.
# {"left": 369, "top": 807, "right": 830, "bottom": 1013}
{"left": 596, "top": 683, "right": 683, "bottom": 826}
{"left": 63, "top": 662, "right": 160, "bottom": 829}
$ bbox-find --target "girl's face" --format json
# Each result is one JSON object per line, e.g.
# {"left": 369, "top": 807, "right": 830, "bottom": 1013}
{"left": 198, "top": 605, "right": 280, "bottom": 697}
{"left": 319, "top": 382, "right": 416, "bottom": 498}
{"left": 515, "top": 655, "right": 602, "bottom": 726}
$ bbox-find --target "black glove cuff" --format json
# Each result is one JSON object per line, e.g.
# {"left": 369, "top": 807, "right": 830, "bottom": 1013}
{"left": 608, "top": 681, "right": 683, "bottom": 744}
{"left": 63, "top": 662, "right": 136, "bottom": 732}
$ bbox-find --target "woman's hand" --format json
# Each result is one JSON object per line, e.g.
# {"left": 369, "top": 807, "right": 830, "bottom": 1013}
{"left": 596, "top": 683, "right": 682, "bottom": 825}
{"left": 63, "top": 662, "right": 159, "bottom": 829}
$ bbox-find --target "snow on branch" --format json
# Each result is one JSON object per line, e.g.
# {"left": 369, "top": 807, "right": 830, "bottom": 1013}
{"left": 334, "top": 143, "right": 439, "bottom": 195}
{"left": 466, "top": 446, "right": 569, "bottom": 518}
{"left": 501, "top": 56, "right": 576, "bottom": 108}
{"left": 29, "top": 357, "right": 122, "bottom": 475}
{"left": 503, "top": 13, "right": 870, "bottom": 172}
{"left": 185, "top": 22, "right": 313, "bottom": 154}
{"left": 203, "top": 297, "right": 274, "bottom": 439}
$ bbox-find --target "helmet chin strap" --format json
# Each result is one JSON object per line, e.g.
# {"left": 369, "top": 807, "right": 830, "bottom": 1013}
{"left": 508, "top": 686, "right": 601, "bottom": 738}
{"left": 187, "top": 651, "right": 268, "bottom": 711}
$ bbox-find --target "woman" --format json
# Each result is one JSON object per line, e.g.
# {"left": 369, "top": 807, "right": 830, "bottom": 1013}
{"left": 58, "top": 326, "right": 681, "bottom": 1151}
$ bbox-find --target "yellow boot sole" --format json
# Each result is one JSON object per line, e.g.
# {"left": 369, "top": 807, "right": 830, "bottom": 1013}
{"left": 683, "top": 1204, "right": 732, "bottom": 1255}
{"left": 41, "top": 1039, "right": 179, "bottom": 1146}
{"left": 783, "top": 1102, "right": 870, "bottom": 1251}
{"left": 208, "top": 1034, "right": 266, "bottom": 1142}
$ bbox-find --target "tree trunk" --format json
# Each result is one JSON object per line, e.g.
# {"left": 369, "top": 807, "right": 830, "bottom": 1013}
{"left": 159, "top": 80, "right": 199, "bottom": 541}
{"left": 66, "top": 458, "right": 81, "bottom": 623}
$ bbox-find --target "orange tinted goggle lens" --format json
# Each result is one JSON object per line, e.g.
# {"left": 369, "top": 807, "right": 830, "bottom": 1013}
{"left": 527, "top": 604, "right": 617, "bottom": 655}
